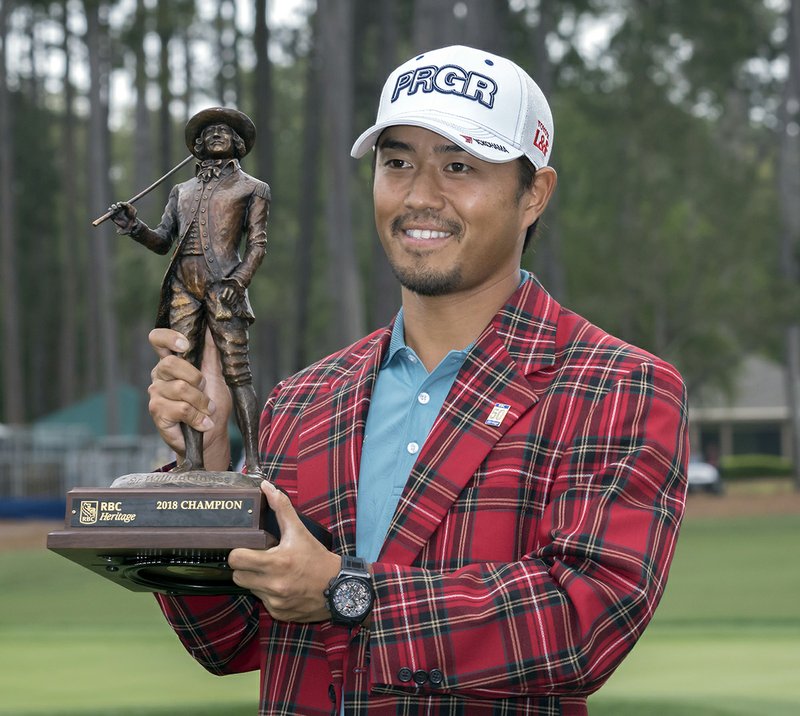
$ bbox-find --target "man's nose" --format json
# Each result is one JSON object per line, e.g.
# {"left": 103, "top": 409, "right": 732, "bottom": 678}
{"left": 403, "top": 167, "right": 445, "bottom": 210}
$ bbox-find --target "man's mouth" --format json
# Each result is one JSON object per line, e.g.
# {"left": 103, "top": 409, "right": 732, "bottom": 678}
{"left": 392, "top": 214, "right": 461, "bottom": 242}
{"left": 404, "top": 229, "right": 452, "bottom": 240}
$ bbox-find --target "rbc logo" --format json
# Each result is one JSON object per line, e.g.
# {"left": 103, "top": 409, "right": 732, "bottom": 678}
{"left": 79, "top": 500, "right": 99, "bottom": 525}
{"left": 391, "top": 64, "right": 498, "bottom": 109}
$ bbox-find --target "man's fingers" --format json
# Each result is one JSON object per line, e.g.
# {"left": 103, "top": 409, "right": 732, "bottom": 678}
{"left": 148, "top": 381, "right": 216, "bottom": 430}
{"left": 150, "top": 353, "right": 205, "bottom": 388}
{"left": 149, "top": 328, "right": 191, "bottom": 359}
{"left": 261, "top": 481, "right": 304, "bottom": 540}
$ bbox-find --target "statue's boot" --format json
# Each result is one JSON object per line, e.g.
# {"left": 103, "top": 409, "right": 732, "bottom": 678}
{"left": 174, "top": 423, "right": 205, "bottom": 472}
{"left": 232, "top": 383, "right": 266, "bottom": 479}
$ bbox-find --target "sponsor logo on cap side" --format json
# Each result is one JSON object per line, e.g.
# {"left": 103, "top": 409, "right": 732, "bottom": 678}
{"left": 533, "top": 120, "right": 550, "bottom": 156}
{"left": 460, "top": 135, "right": 510, "bottom": 154}
{"left": 391, "top": 64, "right": 498, "bottom": 109}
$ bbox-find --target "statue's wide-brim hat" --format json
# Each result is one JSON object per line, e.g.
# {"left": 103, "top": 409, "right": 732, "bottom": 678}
{"left": 185, "top": 107, "right": 256, "bottom": 157}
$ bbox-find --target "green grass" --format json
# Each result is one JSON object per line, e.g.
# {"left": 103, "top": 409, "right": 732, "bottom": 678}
{"left": 0, "top": 550, "right": 258, "bottom": 714}
{"left": 589, "top": 513, "right": 800, "bottom": 715}
{"left": 1, "top": 513, "right": 798, "bottom": 714}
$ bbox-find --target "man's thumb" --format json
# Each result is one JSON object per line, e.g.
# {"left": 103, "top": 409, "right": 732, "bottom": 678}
{"left": 261, "top": 481, "right": 301, "bottom": 540}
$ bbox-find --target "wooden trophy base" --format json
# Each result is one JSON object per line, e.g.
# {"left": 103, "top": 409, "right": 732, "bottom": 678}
{"left": 47, "top": 472, "right": 332, "bottom": 596}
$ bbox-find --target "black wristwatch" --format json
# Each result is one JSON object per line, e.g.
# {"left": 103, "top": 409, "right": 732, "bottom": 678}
{"left": 324, "top": 555, "right": 375, "bottom": 627}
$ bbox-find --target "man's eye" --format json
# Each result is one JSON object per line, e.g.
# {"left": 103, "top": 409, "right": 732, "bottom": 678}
{"left": 385, "top": 158, "right": 409, "bottom": 168}
{"left": 448, "top": 162, "right": 470, "bottom": 173}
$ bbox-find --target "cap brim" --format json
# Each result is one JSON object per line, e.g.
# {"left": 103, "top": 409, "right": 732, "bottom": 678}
{"left": 350, "top": 111, "right": 524, "bottom": 165}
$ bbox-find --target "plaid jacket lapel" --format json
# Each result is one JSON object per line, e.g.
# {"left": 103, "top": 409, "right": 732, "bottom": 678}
{"left": 379, "top": 279, "right": 560, "bottom": 565}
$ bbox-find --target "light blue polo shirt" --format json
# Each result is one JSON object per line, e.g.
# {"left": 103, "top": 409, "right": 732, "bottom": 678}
{"left": 355, "top": 272, "right": 530, "bottom": 564}
{"left": 355, "top": 309, "right": 471, "bottom": 563}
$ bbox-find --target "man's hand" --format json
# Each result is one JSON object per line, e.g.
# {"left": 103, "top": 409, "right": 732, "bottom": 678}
{"left": 108, "top": 201, "right": 138, "bottom": 234}
{"left": 219, "top": 277, "right": 245, "bottom": 308}
{"left": 148, "top": 327, "right": 233, "bottom": 471}
{"left": 229, "top": 481, "right": 342, "bottom": 623}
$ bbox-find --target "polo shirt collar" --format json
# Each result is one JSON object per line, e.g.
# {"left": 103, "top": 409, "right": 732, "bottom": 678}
{"left": 384, "top": 271, "right": 531, "bottom": 369}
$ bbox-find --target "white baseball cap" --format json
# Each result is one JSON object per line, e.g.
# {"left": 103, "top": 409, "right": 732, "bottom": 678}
{"left": 351, "top": 45, "right": 554, "bottom": 168}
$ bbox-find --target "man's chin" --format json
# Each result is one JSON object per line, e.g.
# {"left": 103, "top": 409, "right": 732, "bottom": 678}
{"left": 392, "top": 267, "right": 462, "bottom": 297}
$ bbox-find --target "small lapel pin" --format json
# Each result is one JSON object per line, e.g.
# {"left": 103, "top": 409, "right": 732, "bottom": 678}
{"left": 485, "top": 403, "right": 511, "bottom": 427}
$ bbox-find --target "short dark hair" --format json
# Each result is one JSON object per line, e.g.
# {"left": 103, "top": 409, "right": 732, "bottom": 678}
{"left": 516, "top": 157, "right": 538, "bottom": 253}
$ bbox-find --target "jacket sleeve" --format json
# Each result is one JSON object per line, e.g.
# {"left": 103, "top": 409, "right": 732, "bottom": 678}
{"left": 229, "top": 180, "right": 269, "bottom": 288}
{"left": 154, "top": 593, "right": 262, "bottom": 675}
{"left": 366, "top": 359, "right": 688, "bottom": 699}
{"left": 129, "top": 184, "right": 180, "bottom": 255}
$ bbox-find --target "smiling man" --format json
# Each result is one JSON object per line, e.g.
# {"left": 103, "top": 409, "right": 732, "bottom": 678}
{"left": 147, "top": 47, "right": 688, "bottom": 715}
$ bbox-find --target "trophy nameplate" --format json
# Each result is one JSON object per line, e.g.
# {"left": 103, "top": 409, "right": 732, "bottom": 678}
{"left": 47, "top": 472, "right": 333, "bottom": 596}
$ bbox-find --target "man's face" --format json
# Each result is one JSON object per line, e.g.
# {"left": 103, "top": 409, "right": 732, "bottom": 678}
{"left": 372, "top": 125, "right": 542, "bottom": 298}
{"left": 201, "top": 123, "right": 235, "bottom": 158}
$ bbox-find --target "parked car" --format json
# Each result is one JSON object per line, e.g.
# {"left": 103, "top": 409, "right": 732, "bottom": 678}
{"left": 687, "top": 457, "right": 724, "bottom": 494}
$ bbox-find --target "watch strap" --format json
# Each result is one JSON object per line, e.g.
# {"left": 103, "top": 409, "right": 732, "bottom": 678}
{"left": 340, "top": 555, "right": 369, "bottom": 576}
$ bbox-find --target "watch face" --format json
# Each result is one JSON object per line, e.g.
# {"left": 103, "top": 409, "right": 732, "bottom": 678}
{"left": 332, "top": 578, "right": 372, "bottom": 618}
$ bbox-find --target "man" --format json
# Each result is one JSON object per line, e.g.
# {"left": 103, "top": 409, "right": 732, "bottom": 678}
{"left": 109, "top": 107, "right": 270, "bottom": 476}
{"left": 147, "top": 46, "right": 688, "bottom": 715}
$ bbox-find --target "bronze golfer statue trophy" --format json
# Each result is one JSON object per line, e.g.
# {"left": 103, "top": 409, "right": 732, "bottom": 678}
{"left": 48, "top": 108, "right": 330, "bottom": 595}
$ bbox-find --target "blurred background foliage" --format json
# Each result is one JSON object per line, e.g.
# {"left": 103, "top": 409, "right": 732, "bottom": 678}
{"left": 0, "top": 0, "right": 799, "bottom": 434}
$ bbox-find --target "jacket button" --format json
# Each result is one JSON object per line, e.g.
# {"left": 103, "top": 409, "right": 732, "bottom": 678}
{"left": 398, "top": 667, "right": 413, "bottom": 683}
{"left": 412, "top": 669, "right": 428, "bottom": 685}
{"left": 429, "top": 668, "right": 444, "bottom": 686}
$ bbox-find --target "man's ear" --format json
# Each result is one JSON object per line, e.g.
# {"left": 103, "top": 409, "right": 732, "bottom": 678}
{"left": 526, "top": 166, "right": 557, "bottom": 220}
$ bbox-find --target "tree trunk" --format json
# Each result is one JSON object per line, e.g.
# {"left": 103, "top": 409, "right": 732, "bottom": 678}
{"left": 252, "top": 0, "right": 278, "bottom": 391}
{"left": 254, "top": 0, "right": 273, "bottom": 184}
{"left": 413, "top": 0, "right": 504, "bottom": 53}
{"left": 0, "top": 0, "right": 25, "bottom": 424}
{"left": 778, "top": 0, "right": 800, "bottom": 490}
{"left": 528, "top": 0, "right": 566, "bottom": 300}
{"left": 57, "top": 0, "right": 80, "bottom": 408}
{"left": 293, "top": 10, "right": 323, "bottom": 370}
{"left": 319, "top": 0, "right": 365, "bottom": 350}
{"left": 129, "top": 0, "right": 157, "bottom": 416}
{"left": 215, "top": 0, "right": 239, "bottom": 106}
{"left": 157, "top": 2, "right": 174, "bottom": 208}
{"left": 84, "top": 0, "right": 120, "bottom": 434}
{"left": 368, "top": 0, "right": 401, "bottom": 329}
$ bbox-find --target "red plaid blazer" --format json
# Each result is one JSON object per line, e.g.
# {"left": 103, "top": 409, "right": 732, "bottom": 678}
{"left": 157, "top": 277, "right": 688, "bottom": 715}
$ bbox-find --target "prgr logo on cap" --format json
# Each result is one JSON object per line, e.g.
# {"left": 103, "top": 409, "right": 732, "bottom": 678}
{"left": 391, "top": 63, "right": 498, "bottom": 109}
{"left": 461, "top": 134, "right": 510, "bottom": 154}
